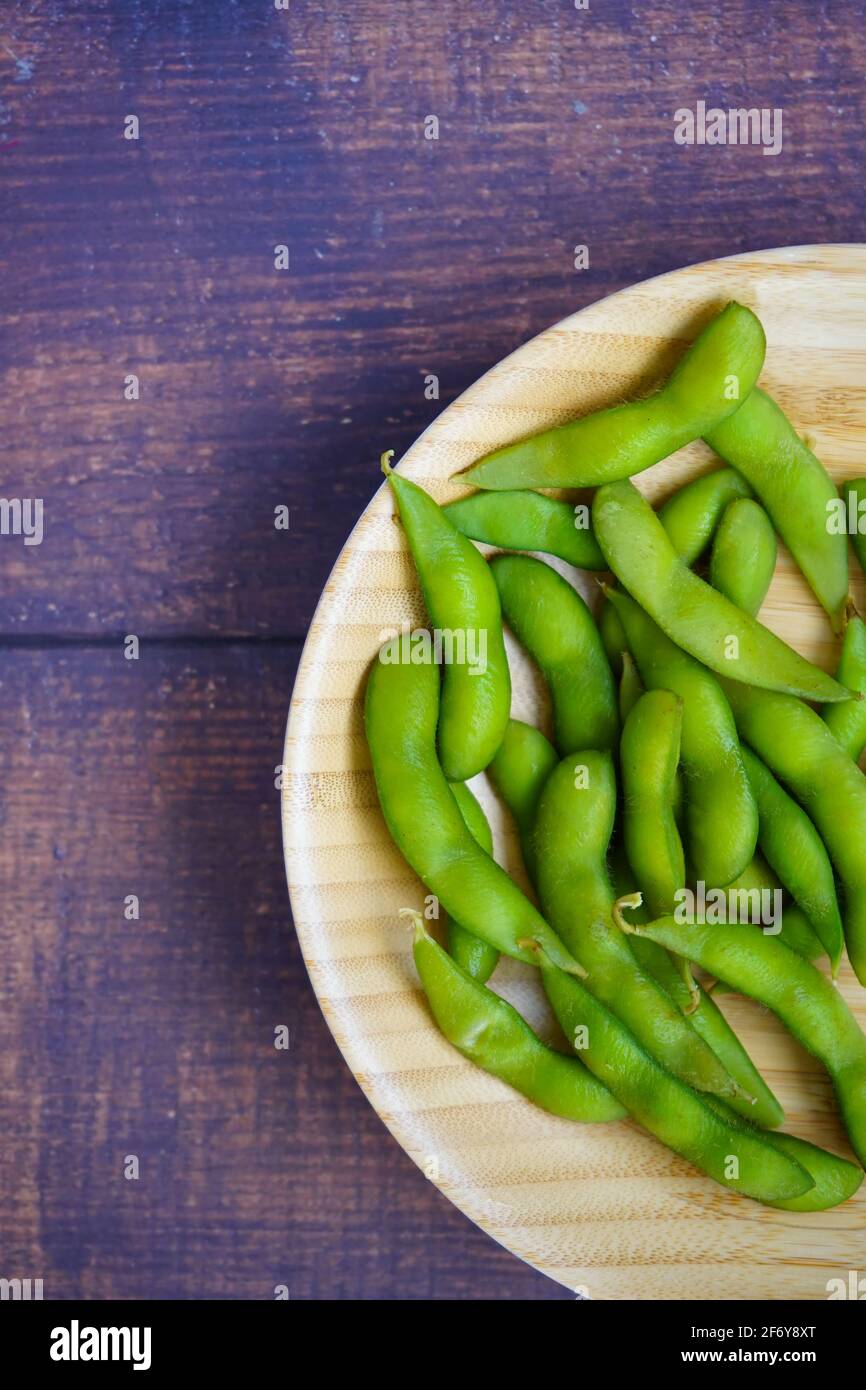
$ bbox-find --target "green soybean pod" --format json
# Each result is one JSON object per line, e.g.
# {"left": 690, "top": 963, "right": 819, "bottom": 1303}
{"left": 443, "top": 490, "right": 605, "bottom": 569}
{"left": 707, "top": 390, "right": 850, "bottom": 632}
{"left": 671, "top": 764, "right": 685, "bottom": 830}
{"left": 593, "top": 480, "right": 850, "bottom": 703}
{"left": 490, "top": 553, "right": 619, "bottom": 754}
{"left": 709, "top": 498, "right": 777, "bottom": 617}
{"left": 447, "top": 783, "right": 499, "bottom": 983}
{"left": 841, "top": 479, "right": 866, "bottom": 578}
{"left": 658, "top": 467, "right": 754, "bottom": 565}
{"left": 603, "top": 615, "right": 676, "bottom": 794}
{"left": 760, "top": 1132, "right": 862, "bottom": 1211}
{"left": 619, "top": 687, "right": 698, "bottom": 1020}
{"left": 383, "top": 460, "right": 510, "bottom": 781}
{"left": 606, "top": 587, "right": 758, "bottom": 888}
{"left": 709, "top": 856, "right": 823, "bottom": 965}
{"left": 365, "top": 647, "right": 582, "bottom": 975}
{"left": 722, "top": 854, "right": 783, "bottom": 916}
{"left": 721, "top": 678, "right": 866, "bottom": 986}
{"left": 598, "top": 600, "right": 627, "bottom": 677}
{"left": 618, "top": 651, "right": 644, "bottom": 724}
{"left": 839, "top": 478, "right": 866, "bottom": 575}
{"left": 620, "top": 690, "right": 685, "bottom": 917}
{"left": 700, "top": 1101, "right": 862, "bottom": 1212}
{"left": 708, "top": 917, "right": 823, "bottom": 993}
{"left": 413, "top": 917, "right": 625, "bottom": 1123}
{"left": 488, "top": 719, "right": 558, "bottom": 884}
{"left": 702, "top": 493, "right": 847, "bottom": 967}
{"left": 610, "top": 850, "right": 783, "bottom": 1128}
{"left": 620, "top": 907, "right": 866, "bottom": 1168}
{"left": 739, "top": 745, "right": 844, "bottom": 973}
{"left": 823, "top": 611, "right": 866, "bottom": 762}
{"left": 642, "top": 944, "right": 783, "bottom": 1128}
{"left": 776, "top": 905, "right": 825, "bottom": 962}
{"left": 539, "top": 958, "right": 811, "bottom": 1205}
{"left": 459, "top": 302, "right": 766, "bottom": 491}
{"left": 533, "top": 750, "right": 739, "bottom": 1099}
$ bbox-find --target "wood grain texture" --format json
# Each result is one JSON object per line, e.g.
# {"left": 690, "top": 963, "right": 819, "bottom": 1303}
{"left": 0, "top": 643, "right": 560, "bottom": 1299}
{"left": 1, "top": 1, "right": 866, "bottom": 636}
{"left": 285, "top": 246, "right": 866, "bottom": 1300}
{"left": 4, "top": 0, "right": 866, "bottom": 1301}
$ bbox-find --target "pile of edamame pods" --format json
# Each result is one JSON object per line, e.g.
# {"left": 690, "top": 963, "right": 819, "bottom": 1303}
{"left": 365, "top": 300, "right": 866, "bottom": 1210}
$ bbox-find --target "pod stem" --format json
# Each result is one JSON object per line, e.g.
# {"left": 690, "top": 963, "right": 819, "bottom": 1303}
{"left": 380, "top": 449, "right": 395, "bottom": 477}
{"left": 834, "top": 596, "right": 854, "bottom": 636}
{"left": 399, "top": 906, "right": 426, "bottom": 942}
{"left": 517, "top": 935, "right": 587, "bottom": 978}
{"left": 613, "top": 892, "right": 643, "bottom": 934}
{"left": 678, "top": 956, "right": 701, "bottom": 1016}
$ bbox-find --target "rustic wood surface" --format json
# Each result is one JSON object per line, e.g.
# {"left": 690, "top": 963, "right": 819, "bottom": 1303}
{"left": 2, "top": 0, "right": 866, "bottom": 1299}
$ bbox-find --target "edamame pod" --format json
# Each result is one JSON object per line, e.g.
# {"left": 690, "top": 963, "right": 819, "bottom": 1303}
{"left": 539, "top": 958, "right": 811, "bottom": 1205}
{"left": 759, "top": 1131, "right": 862, "bottom": 1211}
{"left": 412, "top": 917, "right": 625, "bottom": 1123}
{"left": 707, "top": 389, "right": 850, "bottom": 632}
{"left": 700, "top": 1101, "right": 862, "bottom": 1212}
{"left": 647, "top": 950, "right": 784, "bottom": 1128}
{"left": 722, "top": 854, "right": 783, "bottom": 914}
{"left": 610, "top": 850, "right": 783, "bottom": 1128}
{"left": 443, "top": 490, "right": 605, "bottom": 569}
{"left": 658, "top": 467, "right": 754, "bottom": 565}
{"left": 606, "top": 630, "right": 685, "bottom": 820}
{"left": 841, "top": 478, "right": 866, "bottom": 577}
{"left": 620, "top": 688, "right": 700, "bottom": 1023}
{"left": 721, "top": 679, "right": 866, "bottom": 985}
{"left": 823, "top": 611, "right": 866, "bottom": 762}
{"left": 365, "top": 649, "right": 583, "bottom": 974}
{"left": 593, "top": 480, "right": 850, "bottom": 703}
{"left": 384, "top": 461, "right": 510, "bottom": 780}
{"left": 711, "top": 856, "right": 824, "bottom": 964}
{"left": 620, "top": 690, "right": 686, "bottom": 918}
{"left": 447, "top": 783, "right": 499, "bottom": 983}
{"left": 598, "top": 600, "right": 627, "bottom": 677}
{"left": 842, "top": 479, "right": 866, "bottom": 581}
{"left": 488, "top": 719, "right": 558, "bottom": 884}
{"left": 533, "top": 751, "right": 740, "bottom": 1098}
{"left": 775, "top": 905, "right": 825, "bottom": 962}
{"left": 606, "top": 587, "right": 757, "bottom": 888}
{"left": 459, "top": 302, "right": 766, "bottom": 491}
{"left": 449, "top": 782, "right": 493, "bottom": 852}
{"left": 490, "top": 553, "right": 619, "bottom": 754}
{"left": 619, "top": 906, "right": 866, "bottom": 1168}
{"left": 709, "top": 498, "right": 776, "bottom": 617}
{"left": 740, "top": 746, "right": 844, "bottom": 973}
{"left": 618, "top": 651, "right": 644, "bottom": 724}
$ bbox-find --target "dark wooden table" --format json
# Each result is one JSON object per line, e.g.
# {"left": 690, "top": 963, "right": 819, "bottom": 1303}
{"left": 1, "top": 0, "right": 865, "bottom": 1300}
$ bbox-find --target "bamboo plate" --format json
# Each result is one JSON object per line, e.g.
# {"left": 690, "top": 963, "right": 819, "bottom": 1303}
{"left": 282, "top": 246, "right": 866, "bottom": 1300}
